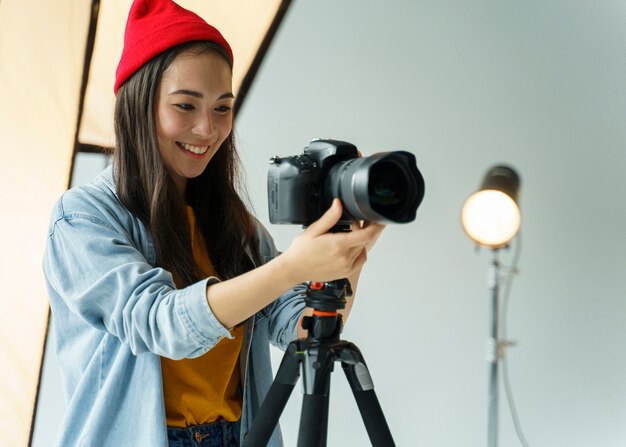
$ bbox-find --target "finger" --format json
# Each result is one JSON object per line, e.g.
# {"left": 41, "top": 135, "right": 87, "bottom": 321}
{"left": 367, "top": 222, "right": 386, "bottom": 236}
{"left": 343, "top": 222, "right": 385, "bottom": 247}
{"left": 361, "top": 220, "right": 385, "bottom": 230}
{"left": 305, "top": 199, "right": 342, "bottom": 236}
{"left": 361, "top": 222, "right": 386, "bottom": 240}
{"left": 349, "top": 220, "right": 365, "bottom": 231}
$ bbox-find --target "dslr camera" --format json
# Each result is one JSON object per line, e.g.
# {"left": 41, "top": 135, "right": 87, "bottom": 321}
{"left": 268, "top": 139, "right": 425, "bottom": 227}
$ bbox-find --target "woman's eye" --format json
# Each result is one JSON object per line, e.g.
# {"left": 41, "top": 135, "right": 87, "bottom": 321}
{"left": 174, "top": 103, "right": 194, "bottom": 111}
{"left": 215, "top": 105, "right": 232, "bottom": 114}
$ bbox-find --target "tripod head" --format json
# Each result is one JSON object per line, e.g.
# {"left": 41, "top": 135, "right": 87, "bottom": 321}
{"left": 304, "top": 278, "right": 351, "bottom": 311}
{"left": 302, "top": 278, "right": 351, "bottom": 342}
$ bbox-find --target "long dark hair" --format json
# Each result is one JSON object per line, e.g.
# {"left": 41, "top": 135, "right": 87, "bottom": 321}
{"left": 113, "top": 41, "right": 261, "bottom": 286}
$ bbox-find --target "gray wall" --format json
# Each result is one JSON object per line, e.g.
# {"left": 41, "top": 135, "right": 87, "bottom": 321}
{"left": 34, "top": 1, "right": 626, "bottom": 446}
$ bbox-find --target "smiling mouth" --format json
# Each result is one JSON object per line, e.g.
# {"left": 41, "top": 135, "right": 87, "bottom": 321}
{"left": 177, "top": 141, "right": 209, "bottom": 155}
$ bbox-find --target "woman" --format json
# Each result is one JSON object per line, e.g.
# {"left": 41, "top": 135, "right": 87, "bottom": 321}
{"left": 43, "top": 1, "right": 384, "bottom": 446}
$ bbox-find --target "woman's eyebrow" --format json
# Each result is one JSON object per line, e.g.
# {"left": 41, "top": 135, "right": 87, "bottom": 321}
{"left": 169, "top": 90, "right": 234, "bottom": 100}
{"left": 169, "top": 89, "right": 203, "bottom": 98}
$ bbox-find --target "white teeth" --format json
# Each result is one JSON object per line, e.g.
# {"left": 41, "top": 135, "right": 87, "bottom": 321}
{"left": 178, "top": 142, "right": 209, "bottom": 154}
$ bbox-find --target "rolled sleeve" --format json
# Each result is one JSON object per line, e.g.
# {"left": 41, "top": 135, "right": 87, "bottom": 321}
{"left": 177, "top": 277, "right": 233, "bottom": 349}
{"left": 43, "top": 199, "right": 230, "bottom": 360}
{"left": 266, "top": 284, "right": 307, "bottom": 350}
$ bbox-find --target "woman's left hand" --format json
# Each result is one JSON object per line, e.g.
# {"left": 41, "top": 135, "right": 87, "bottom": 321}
{"left": 350, "top": 220, "right": 386, "bottom": 258}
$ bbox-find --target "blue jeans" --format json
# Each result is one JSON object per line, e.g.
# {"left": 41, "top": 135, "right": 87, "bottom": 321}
{"left": 167, "top": 420, "right": 241, "bottom": 447}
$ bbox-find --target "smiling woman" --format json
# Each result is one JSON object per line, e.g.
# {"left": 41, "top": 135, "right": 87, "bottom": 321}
{"left": 112, "top": 39, "right": 247, "bottom": 288}
{"left": 40, "top": 1, "right": 385, "bottom": 446}
{"left": 155, "top": 50, "right": 235, "bottom": 196}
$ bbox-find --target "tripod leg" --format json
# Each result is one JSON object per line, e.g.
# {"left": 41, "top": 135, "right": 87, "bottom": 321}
{"left": 297, "top": 346, "right": 334, "bottom": 447}
{"left": 244, "top": 342, "right": 302, "bottom": 447}
{"left": 298, "top": 393, "right": 330, "bottom": 447}
{"left": 341, "top": 345, "right": 396, "bottom": 447}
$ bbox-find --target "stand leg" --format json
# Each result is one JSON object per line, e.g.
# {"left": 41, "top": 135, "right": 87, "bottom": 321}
{"left": 297, "top": 344, "right": 334, "bottom": 447}
{"left": 487, "top": 255, "right": 500, "bottom": 447}
{"left": 298, "top": 393, "right": 330, "bottom": 447}
{"left": 341, "top": 344, "right": 396, "bottom": 447}
{"left": 243, "top": 342, "right": 302, "bottom": 447}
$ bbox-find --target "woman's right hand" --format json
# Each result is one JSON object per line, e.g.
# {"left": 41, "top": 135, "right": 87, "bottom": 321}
{"left": 206, "top": 198, "right": 385, "bottom": 329}
{"left": 279, "top": 199, "right": 381, "bottom": 284}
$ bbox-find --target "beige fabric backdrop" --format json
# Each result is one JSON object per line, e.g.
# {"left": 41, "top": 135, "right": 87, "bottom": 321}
{"left": 0, "top": 1, "right": 282, "bottom": 445}
{"left": 0, "top": 2, "right": 90, "bottom": 446}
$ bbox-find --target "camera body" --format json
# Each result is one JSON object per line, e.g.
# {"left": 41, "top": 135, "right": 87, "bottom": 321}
{"left": 268, "top": 139, "right": 425, "bottom": 227}
{"left": 268, "top": 139, "right": 356, "bottom": 226}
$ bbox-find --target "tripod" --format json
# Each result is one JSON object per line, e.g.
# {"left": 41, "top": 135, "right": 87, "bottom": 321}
{"left": 243, "top": 278, "right": 396, "bottom": 447}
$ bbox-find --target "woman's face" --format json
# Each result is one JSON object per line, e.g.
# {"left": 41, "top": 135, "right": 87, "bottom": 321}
{"left": 155, "top": 49, "right": 234, "bottom": 195}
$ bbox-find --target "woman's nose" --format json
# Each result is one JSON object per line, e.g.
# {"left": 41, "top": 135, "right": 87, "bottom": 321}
{"left": 193, "top": 113, "right": 215, "bottom": 138}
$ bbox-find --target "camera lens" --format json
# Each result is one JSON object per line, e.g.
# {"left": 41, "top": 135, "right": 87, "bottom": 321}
{"left": 326, "top": 151, "right": 424, "bottom": 223}
{"left": 368, "top": 160, "right": 407, "bottom": 216}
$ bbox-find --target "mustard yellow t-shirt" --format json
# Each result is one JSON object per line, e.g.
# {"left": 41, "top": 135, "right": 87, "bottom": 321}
{"left": 161, "top": 207, "right": 245, "bottom": 427}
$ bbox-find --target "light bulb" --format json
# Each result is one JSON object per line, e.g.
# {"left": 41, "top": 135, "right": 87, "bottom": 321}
{"left": 462, "top": 189, "right": 520, "bottom": 248}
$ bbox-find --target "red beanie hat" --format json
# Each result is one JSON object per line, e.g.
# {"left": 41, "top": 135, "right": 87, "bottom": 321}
{"left": 114, "top": 0, "right": 233, "bottom": 94}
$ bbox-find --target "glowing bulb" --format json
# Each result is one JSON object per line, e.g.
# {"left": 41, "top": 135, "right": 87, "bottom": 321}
{"left": 462, "top": 189, "right": 520, "bottom": 248}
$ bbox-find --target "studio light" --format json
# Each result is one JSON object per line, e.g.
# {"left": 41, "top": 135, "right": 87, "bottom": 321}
{"left": 462, "top": 165, "right": 521, "bottom": 447}
{"left": 461, "top": 166, "right": 520, "bottom": 249}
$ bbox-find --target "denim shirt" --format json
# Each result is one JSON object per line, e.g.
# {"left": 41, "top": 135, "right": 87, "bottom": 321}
{"left": 42, "top": 166, "right": 306, "bottom": 446}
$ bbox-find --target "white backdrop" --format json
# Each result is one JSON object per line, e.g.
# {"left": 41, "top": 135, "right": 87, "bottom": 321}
{"left": 34, "top": 1, "right": 626, "bottom": 446}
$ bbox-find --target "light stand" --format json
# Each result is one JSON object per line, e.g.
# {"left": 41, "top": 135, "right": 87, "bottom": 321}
{"left": 486, "top": 250, "right": 501, "bottom": 447}
{"left": 461, "top": 165, "right": 521, "bottom": 447}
